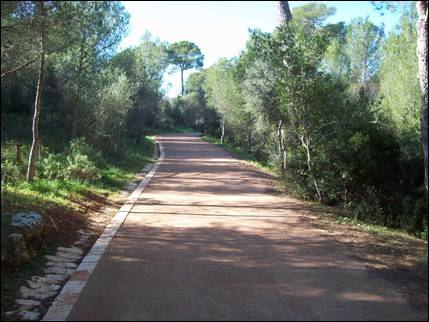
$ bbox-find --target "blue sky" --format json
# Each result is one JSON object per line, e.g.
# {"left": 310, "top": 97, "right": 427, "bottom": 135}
{"left": 119, "top": 1, "right": 403, "bottom": 97}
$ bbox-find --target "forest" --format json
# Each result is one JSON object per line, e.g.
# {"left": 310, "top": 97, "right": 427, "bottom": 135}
{"left": 1, "top": 0, "right": 428, "bottom": 240}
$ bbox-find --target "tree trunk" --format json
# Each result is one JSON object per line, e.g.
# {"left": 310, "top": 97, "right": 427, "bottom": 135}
{"left": 220, "top": 116, "right": 226, "bottom": 144}
{"left": 277, "top": 120, "right": 287, "bottom": 175}
{"left": 273, "top": 1, "right": 292, "bottom": 25}
{"left": 26, "top": 2, "right": 46, "bottom": 182}
{"left": 416, "top": 1, "right": 428, "bottom": 192}
{"left": 300, "top": 135, "right": 322, "bottom": 203}
{"left": 180, "top": 68, "right": 184, "bottom": 96}
{"left": 247, "top": 118, "right": 252, "bottom": 151}
{"left": 71, "top": 39, "right": 86, "bottom": 138}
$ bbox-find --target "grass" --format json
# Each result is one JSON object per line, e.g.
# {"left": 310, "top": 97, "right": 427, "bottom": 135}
{"left": 1, "top": 136, "right": 155, "bottom": 319}
{"left": 1, "top": 136, "right": 154, "bottom": 212}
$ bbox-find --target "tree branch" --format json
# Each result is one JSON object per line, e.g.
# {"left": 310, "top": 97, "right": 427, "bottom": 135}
{"left": 1, "top": 57, "right": 38, "bottom": 79}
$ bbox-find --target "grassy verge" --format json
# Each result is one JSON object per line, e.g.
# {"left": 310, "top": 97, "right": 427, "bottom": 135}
{"left": 1, "top": 136, "right": 155, "bottom": 319}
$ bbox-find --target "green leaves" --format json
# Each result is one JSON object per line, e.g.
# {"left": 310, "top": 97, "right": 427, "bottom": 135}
{"left": 167, "top": 41, "right": 204, "bottom": 71}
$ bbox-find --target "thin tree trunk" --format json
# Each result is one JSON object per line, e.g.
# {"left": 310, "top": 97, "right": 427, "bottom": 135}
{"left": 300, "top": 135, "right": 322, "bottom": 203}
{"left": 416, "top": 1, "right": 428, "bottom": 192}
{"left": 180, "top": 68, "right": 184, "bottom": 96}
{"left": 247, "top": 120, "right": 252, "bottom": 151}
{"left": 220, "top": 116, "right": 226, "bottom": 144}
{"left": 281, "top": 126, "right": 287, "bottom": 173}
{"left": 277, "top": 120, "right": 287, "bottom": 175}
{"left": 71, "top": 39, "right": 86, "bottom": 138}
{"left": 26, "top": 2, "right": 46, "bottom": 182}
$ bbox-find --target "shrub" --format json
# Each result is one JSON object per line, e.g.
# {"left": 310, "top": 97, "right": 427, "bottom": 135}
{"left": 39, "top": 139, "right": 102, "bottom": 182}
{"left": 69, "top": 138, "right": 105, "bottom": 167}
{"left": 65, "top": 153, "right": 100, "bottom": 182}
{"left": 40, "top": 153, "right": 67, "bottom": 180}
{"left": 1, "top": 159, "right": 23, "bottom": 184}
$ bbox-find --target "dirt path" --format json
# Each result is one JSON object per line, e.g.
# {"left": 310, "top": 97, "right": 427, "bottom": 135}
{"left": 66, "top": 133, "right": 427, "bottom": 321}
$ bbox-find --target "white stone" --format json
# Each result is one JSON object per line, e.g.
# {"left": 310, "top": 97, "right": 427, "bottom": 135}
{"left": 31, "top": 276, "right": 61, "bottom": 285}
{"left": 45, "top": 274, "right": 68, "bottom": 282}
{"left": 44, "top": 267, "right": 74, "bottom": 276}
{"left": 46, "top": 261, "right": 77, "bottom": 269}
{"left": 11, "top": 212, "right": 43, "bottom": 228}
{"left": 55, "top": 251, "right": 81, "bottom": 260}
{"left": 4, "top": 310, "right": 17, "bottom": 317}
{"left": 15, "top": 299, "right": 42, "bottom": 308}
{"left": 27, "top": 280, "right": 61, "bottom": 291}
{"left": 17, "top": 310, "right": 41, "bottom": 321}
{"left": 20, "top": 287, "right": 58, "bottom": 301}
{"left": 57, "top": 247, "right": 83, "bottom": 255}
{"left": 45, "top": 255, "right": 75, "bottom": 263}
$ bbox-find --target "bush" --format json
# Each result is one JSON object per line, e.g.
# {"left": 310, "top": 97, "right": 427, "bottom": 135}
{"left": 65, "top": 153, "right": 100, "bottom": 182}
{"left": 1, "top": 159, "right": 23, "bottom": 184}
{"left": 69, "top": 138, "right": 105, "bottom": 167}
{"left": 40, "top": 153, "right": 67, "bottom": 180}
{"left": 40, "top": 139, "right": 102, "bottom": 182}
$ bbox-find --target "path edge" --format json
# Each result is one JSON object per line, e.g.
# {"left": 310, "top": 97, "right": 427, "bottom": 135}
{"left": 42, "top": 140, "right": 165, "bottom": 321}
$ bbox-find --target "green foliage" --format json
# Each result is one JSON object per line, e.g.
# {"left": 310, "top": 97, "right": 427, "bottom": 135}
{"left": 292, "top": 2, "right": 336, "bottom": 31}
{"left": 167, "top": 41, "right": 204, "bottom": 72}
{"left": 345, "top": 16, "right": 384, "bottom": 92}
{"left": 39, "top": 139, "right": 101, "bottom": 182}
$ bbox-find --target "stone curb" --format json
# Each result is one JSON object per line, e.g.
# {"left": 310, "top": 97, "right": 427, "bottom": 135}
{"left": 42, "top": 141, "right": 165, "bottom": 321}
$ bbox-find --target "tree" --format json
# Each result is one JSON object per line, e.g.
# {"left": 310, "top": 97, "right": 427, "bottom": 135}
{"left": 346, "top": 17, "right": 384, "bottom": 94}
{"left": 378, "top": 10, "right": 420, "bottom": 139}
{"left": 292, "top": 2, "right": 336, "bottom": 32}
{"left": 273, "top": 1, "right": 293, "bottom": 173}
{"left": 204, "top": 59, "right": 241, "bottom": 144}
{"left": 21, "top": 1, "right": 78, "bottom": 182}
{"left": 66, "top": 1, "right": 129, "bottom": 137}
{"left": 27, "top": 1, "right": 47, "bottom": 182}
{"left": 415, "top": 1, "right": 428, "bottom": 191}
{"left": 372, "top": 0, "right": 428, "bottom": 192}
{"left": 167, "top": 41, "right": 204, "bottom": 95}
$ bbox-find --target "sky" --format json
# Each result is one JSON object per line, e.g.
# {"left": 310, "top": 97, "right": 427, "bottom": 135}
{"left": 119, "top": 1, "right": 403, "bottom": 97}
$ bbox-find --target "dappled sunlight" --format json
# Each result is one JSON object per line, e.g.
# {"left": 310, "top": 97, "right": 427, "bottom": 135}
{"left": 66, "top": 134, "right": 425, "bottom": 321}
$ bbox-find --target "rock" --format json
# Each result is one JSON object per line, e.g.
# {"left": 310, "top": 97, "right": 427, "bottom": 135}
{"left": 57, "top": 246, "right": 83, "bottom": 255}
{"left": 44, "top": 266, "right": 74, "bottom": 276}
{"left": 4, "top": 310, "right": 17, "bottom": 317}
{"left": 77, "top": 229, "right": 90, "bottom": 236}
{"left": 74, "top": 240, "right": 88, "bottom": 246}
{"left": 31, "top": 276, "right": 62, "bottom": 285}
{"left": 20, "top": 286, "right": 58, "bottom": 301}
{"left": 17, "top": 310, "right": 41, "bottom": 321}
{"left": 45, "top": 274, "right": 68, "bottom": 282}
{"left": 11, "top": 212, "right": 43, "bottom": 229}
{"left": 15, "top": 299, "right": 42, "bottom": 308}
{"left": 27, "top": 280, "right": 61, "bottom": 291}
{"left": 45, "top": 255, "right": 78, "bottom": 263}
{"left": 46, "top": 261, "right": 77, "bottom": 269}
{"left": 5, "top": 212, "right": 50, "bottom": 267}
{"left": 55, "top": 251, "right": 82, "bottom": 260}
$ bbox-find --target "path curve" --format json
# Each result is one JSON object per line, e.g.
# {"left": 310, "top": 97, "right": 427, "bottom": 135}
{"left": 66, "top": 133, "right": 426, "bottom": 321}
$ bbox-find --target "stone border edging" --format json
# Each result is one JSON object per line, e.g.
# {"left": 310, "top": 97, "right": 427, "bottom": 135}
{"left": 42, "top": 141, "right": 165, "bottom": 321}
